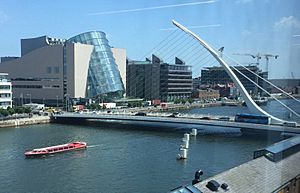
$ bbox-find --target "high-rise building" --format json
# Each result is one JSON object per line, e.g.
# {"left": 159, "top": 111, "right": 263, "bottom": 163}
{"left": 126, "top": 55, "right": 192, "bottom": 102}
{"left": 201, "top": 65, "right": 268, "bottom": 96}
{"left": 0, "top": 73, "right": 12, "bottom": 109}
{"left": 0, "top": 32, "right": 125, "bottom": 105}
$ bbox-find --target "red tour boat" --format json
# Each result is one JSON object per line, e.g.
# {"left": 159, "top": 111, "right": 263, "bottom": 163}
{"left": 24, "top": 141, "right": 87, "bottom": 157}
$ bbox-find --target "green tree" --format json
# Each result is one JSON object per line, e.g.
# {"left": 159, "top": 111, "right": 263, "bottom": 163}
{"left": 174, "top": 99, "right": 181, "bottom": 104}
{"left": 24, "top": 107, "right": 32, "bottom": 114}
{"left": 7, "top": 107, "right": 15, "bottom": 115}
{"left": 187, "top": 98, "right": 194, "bottom": 104}
{"left": 14, "top": 106, "right": 25, "bottom": 114}
{"left": 0, "top": 109, "right": 9, "bottom": 117}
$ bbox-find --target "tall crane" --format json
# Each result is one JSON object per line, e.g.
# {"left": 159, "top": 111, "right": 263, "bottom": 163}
{"left": 262, "top": 54, "right": 279, "bottom": 73}
{"left": 233, "top": 53, "right": 278, "bottom": 72}
{"left": 233, "top": 53, "right": 261, "bottom": 66}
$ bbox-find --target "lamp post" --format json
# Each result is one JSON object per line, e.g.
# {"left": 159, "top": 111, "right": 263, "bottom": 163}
{"left": 64, "top": 94, "right": 69, "bottom": 112}
{"left": 20, "top": 93, "right": 23, "bottom": 106}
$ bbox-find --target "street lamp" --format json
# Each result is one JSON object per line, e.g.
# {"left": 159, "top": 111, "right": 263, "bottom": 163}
{"left": 20, "top": 93, "right": 23, "bottom": 106}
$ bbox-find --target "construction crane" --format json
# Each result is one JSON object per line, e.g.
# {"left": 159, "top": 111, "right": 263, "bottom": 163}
{"left": 233, "top": 53, "right": 278, "bottom": 72}
{"left": 262, "top": 54, "right": 279, "bottom": 73}
{"left": 233, "top": 53, "right": 261, "bottom": 66}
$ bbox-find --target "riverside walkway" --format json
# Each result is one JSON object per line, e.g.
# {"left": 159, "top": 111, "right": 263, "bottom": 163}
{"left": 52, "top": 113, "right": 300, "bottom": 135}
{"left": 0, "top": 115, "right": 50, "bottom": 128}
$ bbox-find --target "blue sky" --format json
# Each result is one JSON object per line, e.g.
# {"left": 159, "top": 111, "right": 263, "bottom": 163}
{"left": 0, "top": 0, "right": 299, "bottom": 78}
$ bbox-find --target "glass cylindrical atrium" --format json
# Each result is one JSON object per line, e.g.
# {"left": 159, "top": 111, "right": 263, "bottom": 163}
{"left": 68, "top": 31, "right": 124, "bottom": 99}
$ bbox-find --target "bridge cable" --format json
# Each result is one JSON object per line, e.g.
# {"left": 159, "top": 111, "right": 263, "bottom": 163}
{"left": 223, "top": 54, "right": 300, "bottom": 104}
{"left": 231, "top": 65, "right": 300, "bottom": 118}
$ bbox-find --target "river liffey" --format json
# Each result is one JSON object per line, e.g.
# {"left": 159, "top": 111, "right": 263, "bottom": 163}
{"left": 0, "top": 99, "right": 298, "bottom": 193}
{"left": 180, "top": 98, "right": 300, "bottom": 123}
{"left": 0, "top": 124, "right": 278, "bottom": 193}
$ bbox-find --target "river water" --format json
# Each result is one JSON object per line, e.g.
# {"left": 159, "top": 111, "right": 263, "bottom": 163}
{"left": 180, "top": 98, "right": 300, "bottom": 123}
{"left": 0, "top": 99, "right": 298, "bottom": 193}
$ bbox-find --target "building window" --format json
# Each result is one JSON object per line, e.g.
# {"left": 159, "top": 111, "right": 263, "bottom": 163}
{"left": 13, "top": 85, "right": 42, "bottom": 89}
{"left": 47, "top": 67, "right": 52, "bottom": 73}
{"left": 0, "top": 85, "right": 10, "bottom": 90}
{"left": 0, "top": 93, "right": 11, "bottom": 98}
{"left": 55, "top": 67, "right": 59, "bottom": 74}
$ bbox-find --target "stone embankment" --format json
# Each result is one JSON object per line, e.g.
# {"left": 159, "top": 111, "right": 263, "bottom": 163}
{"left": 0, "top": 116, "right": 50, "bottom": 128}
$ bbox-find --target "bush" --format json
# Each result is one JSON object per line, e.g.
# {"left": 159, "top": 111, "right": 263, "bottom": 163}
{"left": 187, "top": 98, "right": 194, "bottom": 104}
{"left": 7, "top": 107, "right": 15, "bottom": 115}
{"left": 174, "top": 99, "right": 181, "bottom": 104}
{"left": 86, "top": 103, "right": 101, "bottom": 110}
{"left": 14, "top": 106, "right": 25, "bottom": 114}
{"left": 0, "top": 108, "right": 9, "bottom": 117}
{"left": 24, "top": 107, "right": 31, "bottom": 113}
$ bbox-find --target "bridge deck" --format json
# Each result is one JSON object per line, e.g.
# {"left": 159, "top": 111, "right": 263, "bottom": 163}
{"left": 52, "top": 113, "right": 300, "bottom": 135}
{"left": 194, "top": 150, "right": 300, "bottom": 193}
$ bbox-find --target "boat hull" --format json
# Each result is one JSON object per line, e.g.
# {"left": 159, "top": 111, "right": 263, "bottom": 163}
{"left": 25, "top": 142, "right": 87, "bottom": 157}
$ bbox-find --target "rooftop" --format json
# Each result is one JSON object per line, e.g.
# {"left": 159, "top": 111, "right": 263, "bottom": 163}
{"left": 194, "top": 143, "right": 300, "bottom": 193}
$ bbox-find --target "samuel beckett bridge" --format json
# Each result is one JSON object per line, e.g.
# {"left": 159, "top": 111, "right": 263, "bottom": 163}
{"left": 53, "top": 20, "right": 300, "bottom": 136}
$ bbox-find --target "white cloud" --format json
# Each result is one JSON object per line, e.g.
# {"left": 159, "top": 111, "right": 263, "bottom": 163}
{"left": 274, "top": 16, "right": 300, "bottom": 29}
{"left": 0, "top": 11, "right": 8, "bottom": 24}
{"left": 160, "top": 24, "right": 221, "bottom": 31}
{"left": 293, "top": 34, "right": 300, "bottom": 37}
{"left": 241, "top": 29, "right": 251, "bottom": 36}
{"left": 87, "top": 0, "right": 217, "bottom": 16}
{"left": 235, "top": 0, "right": 254, "bottom": 4}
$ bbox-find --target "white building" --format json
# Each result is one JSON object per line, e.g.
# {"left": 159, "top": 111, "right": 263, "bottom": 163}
{"left": 0, "top": 73, "right": 12, "bottom": 109}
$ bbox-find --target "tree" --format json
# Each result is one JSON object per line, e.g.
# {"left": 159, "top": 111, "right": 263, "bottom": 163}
{"left": 24, "top": 107, "right": 31, "bottom": 114}
{"left": 187, "top": 98, "right": 194, "bottom": 104}
{"left": 0, "top": 108, "right": 9, "bottom": 117}
{"left": 174, "top": 99, "right": 181, "bottom": 104}
{"left": 14, "top": 106, "right": 25, "bottom": 114}
{"left": 7, "top": 107, "right": 15, "bottom": 115}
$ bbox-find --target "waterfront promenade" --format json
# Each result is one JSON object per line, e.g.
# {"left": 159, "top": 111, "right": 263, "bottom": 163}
{"left": 0, "top": 115, "right": 50, "bottom": 128}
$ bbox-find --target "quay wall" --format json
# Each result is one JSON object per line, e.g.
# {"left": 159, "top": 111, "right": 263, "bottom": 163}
{"left": 0, "top": 116, "right": 50, "bottom": 128}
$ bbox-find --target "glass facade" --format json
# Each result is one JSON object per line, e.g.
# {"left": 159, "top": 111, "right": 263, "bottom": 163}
{"left": 68, "top": 31, "right": 124, "bottom": 99}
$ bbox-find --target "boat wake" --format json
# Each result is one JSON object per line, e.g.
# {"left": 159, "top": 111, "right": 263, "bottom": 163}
{"left": 87, "top": 144, "right": 101, "bottom": 148}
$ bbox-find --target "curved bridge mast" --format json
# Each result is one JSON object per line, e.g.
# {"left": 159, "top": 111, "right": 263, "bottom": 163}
{"left": 172, "top": 20, "right": 284, "bottom": 124}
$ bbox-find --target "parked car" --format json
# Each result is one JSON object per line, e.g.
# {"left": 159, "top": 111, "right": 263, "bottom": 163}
{"left": 219, "top": 116, "right": 230, "bottom": 121}
{"left": 168, "top": 112, "right": 179, "bottom": 118}
{"left": 200, "top": 116, "right": 211, "bottom": 120}
{"left": 135, "top": 112, "right": 147, "bottom": 116}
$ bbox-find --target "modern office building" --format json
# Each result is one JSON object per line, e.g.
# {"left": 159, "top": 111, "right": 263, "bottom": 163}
{"left": 193, "top": 77, "right": 201, "bottom": 90}
{"left": 201, "top": 65, "right": 268, "bottom": 96}
{"left": 126, "top": 55, "right": 192, "bottom": 102}
{"left": 0, "top": 32, "right": 125, "bottom": 105}
{"left": 269, "top": 79, "right": 300, "bottom": 93}
{"left": 0, "top": 73, "right": 12, "bottom": 109}
{"left": 68, "top": 32, "right": 124, "bottom": 99}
